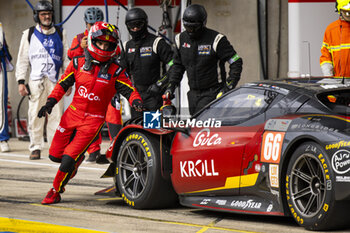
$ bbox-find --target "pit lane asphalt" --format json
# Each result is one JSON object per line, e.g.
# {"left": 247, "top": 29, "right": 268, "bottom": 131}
{"left": 1, "top": 138, "right": 349, "bottom": 233}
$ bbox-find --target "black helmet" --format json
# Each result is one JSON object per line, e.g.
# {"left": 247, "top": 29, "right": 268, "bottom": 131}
{"left": 84, "top": 7, "right": 104, "bottom": 24}
{"left": 33, "top": 0, "right": 53, "bottom": 23}
{"left": 125, "top": 8, "right": 148, "bottom": 41}
{"left": 183, "top": 4, "right": 207, "bottom": 39}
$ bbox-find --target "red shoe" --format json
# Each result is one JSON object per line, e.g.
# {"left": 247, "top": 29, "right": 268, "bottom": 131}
{"left": 41, "top": 188, "right": 61, "bottom": 205}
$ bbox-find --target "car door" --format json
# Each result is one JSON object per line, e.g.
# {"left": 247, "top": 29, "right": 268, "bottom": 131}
{"left": 171, "top": 87, "right": 278, "bottom": 195}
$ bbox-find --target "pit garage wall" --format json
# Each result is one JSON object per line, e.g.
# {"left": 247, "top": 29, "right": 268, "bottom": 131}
{"left": 288, "top": 0, "right": 338, "bottom": 77}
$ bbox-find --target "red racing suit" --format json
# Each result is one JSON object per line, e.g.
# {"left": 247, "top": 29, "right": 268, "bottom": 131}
{"left": 68, "top": 30, "right": 122, "bottom": 153}
{"left": 48, "top": 56, "right": 141, "bottom": 193}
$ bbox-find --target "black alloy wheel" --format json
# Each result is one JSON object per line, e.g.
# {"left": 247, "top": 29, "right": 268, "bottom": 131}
{"left": 289, "top": 154, "right": 326, "bottom": 218}
{"left": 115, "top": 131, "right": 177, "bottom": 209}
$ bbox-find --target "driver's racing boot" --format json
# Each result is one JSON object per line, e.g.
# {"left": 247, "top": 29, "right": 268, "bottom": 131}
{"left": 86, "top": 150, "right": 100, "bottom": 162}
{"left": 41, "top": 188, "right": 61, "bottom": 205}
{"left": 96, "top": 153, "right": 109, "bottom": 164}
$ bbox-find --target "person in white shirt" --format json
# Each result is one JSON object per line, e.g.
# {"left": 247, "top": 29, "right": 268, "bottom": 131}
{"left": 15, "top": 0, "right": 69, "bottom": 160}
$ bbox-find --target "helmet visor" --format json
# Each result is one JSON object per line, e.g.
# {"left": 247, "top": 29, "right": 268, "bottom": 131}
{"left": 183, "top": 21, "right": 202, "bottom": 33}
{"left": 126, "top": 20, "right": 145, "bottom": 30}
{"left": 92, "top": 29, "right": 118, "bottom": 42}
{"left": 94, "top": 39, "right": 118, "bottom": 51}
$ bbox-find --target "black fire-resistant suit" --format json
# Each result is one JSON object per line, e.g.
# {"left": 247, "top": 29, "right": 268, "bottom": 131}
{"left": 169, "top": 27, "right": 243, "bottom": 115}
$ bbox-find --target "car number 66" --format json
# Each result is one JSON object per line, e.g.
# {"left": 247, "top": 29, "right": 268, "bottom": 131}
{"left": 261, "top": 131, "right": 285, "bottom": 163}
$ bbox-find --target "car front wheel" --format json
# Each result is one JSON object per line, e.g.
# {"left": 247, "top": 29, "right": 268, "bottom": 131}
{"left": 115, "top": 131, "right": 177, "bottom": 209}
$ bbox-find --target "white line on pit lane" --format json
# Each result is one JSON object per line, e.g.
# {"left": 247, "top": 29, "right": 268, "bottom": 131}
{"left": 0, "top": 153, "right": 106, "bottom": 171}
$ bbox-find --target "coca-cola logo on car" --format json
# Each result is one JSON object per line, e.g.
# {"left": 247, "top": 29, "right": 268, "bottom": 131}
{"left": 77, "top": 86, "right": 101, "bottom": 101}
{"left": 331, "top": 149, "right": 350, "bottom": 174}
{"left": 193, "top": 128, "right": 222, "bottom": 147}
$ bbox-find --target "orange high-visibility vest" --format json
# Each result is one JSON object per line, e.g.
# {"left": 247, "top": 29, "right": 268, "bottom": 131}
{"left": 320, "top": 18, "right": 350, "bottom": 77}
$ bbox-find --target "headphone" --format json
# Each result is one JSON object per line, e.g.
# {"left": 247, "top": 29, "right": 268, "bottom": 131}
{"left": 33, "top": 1, "right": 54, "bottom": 24}
{"left": 33, "top": 10, "right": 40, "bottom": 23}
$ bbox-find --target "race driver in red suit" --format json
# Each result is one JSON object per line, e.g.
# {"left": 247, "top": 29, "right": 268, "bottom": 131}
{"left": 67, "top": 7, "right": 122, "bottom": 163}
{"left": 38, "top": 22, "right": 143, "bottom": 204}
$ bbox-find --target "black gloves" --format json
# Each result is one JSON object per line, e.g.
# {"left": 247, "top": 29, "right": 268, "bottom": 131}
{"left": 111, "top": 93, "right": 121, "bottom": 110}
{"left": 226, "top": 77, "right": 239, "bottom": 90}
{"left": 38, "top": 98, "right": 57, "bottom": 118}
{"left": 164, "top": 83, "right": 176, "bottom": 100}
{"left": 147, "top": 83, "right": 161, "bottom": 96}
{"left": 216, "top": 77, "right": 239, "bottom": 99}
{"left": 132, "top": 99, "right": 143, "bottom": 112}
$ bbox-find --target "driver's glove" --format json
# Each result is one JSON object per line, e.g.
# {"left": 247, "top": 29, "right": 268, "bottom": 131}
{"left": 38, "top": 98, "right": 57, "bottom": 118}
{"left": 132, "top": 99, "right": 144, "bottom": 112}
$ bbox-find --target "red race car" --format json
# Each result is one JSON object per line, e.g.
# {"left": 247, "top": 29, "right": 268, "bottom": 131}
{"left": 103, "top": 78, "right": 350, "bottom": 231}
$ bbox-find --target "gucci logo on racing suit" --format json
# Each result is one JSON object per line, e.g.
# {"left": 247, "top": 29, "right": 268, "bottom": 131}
{"left": 77, "top": 86, "right": 101, "bottom": 101}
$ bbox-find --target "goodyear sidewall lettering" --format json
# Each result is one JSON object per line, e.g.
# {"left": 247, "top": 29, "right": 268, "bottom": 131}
{"left": 285, "top": 142, "right": 334, "bottom": 229}
{"left": 116, "top": 132, "right": 154, "bottom": 207}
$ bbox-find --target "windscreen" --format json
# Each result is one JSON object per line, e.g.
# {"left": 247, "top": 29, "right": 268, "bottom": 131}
{"left": 317, "top": 90, "right": 350, "bottom": 115}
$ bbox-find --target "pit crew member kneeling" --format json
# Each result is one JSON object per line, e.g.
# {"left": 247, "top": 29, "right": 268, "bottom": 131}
{"left": 38, "top": 22, "right": 143, "bottom": 205}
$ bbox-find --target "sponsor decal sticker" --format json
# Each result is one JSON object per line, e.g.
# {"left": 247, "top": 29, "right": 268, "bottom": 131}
{"left": 193, "top": 128, "right": 222, "bottom": 148}
{"left": 216, "top": 200, "right": 227, "bottom": 206}
{"left": 269, "top": 164, "right": 279, "bottom": 188}
{"left": 230, "top": 199, "right": 262, "bottom": 209}
{"left": 77, "top": 86, "right": 101, "bottom": 101}
{"left": 331, "top": 149, "right": 350, "bottom": 174}
{"left": 264, "top": 119, "right": 291, "bottom": 132}
{"left": 182, "top": 42, "right": 190, "bottom": 48}
{"left": 198, "top": 45, "right": 211, "bottom": 55}
{"left": 180, "top": 159, "right": 219, "bottom": 177}
{"left": 140, "top": 46, "right": 152, "bottom": 57}
{"left": 200, "top": 199, "right": 211, "bottom": 205}
{"left": 290, "top": 123, "right": 338, "bottom": 132}
{"left": 97, "top": 72, "right": 111, "bottom": 80}
{"left": 261, "top": 131, "right": 285, "bottom": 163}
{"left": 336, "top": 176, "right": 350, "bottom": 182}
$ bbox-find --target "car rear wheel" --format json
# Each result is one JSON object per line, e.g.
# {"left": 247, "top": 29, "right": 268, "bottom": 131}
{"left": 285, "top": 142, "right": 349, "bottom": 230}
{"left": 115, "top": 131, "right": 177, "bottom": 209}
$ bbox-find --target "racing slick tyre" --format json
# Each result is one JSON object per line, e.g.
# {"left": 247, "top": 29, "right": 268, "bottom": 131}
{"left": 285, "top": 142, "right": 349, "bottom": 230}
{"left": 115, "top": 131, "right": 177, "bottom": 209}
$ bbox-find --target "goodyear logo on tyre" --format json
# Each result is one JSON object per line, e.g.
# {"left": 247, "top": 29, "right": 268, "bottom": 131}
{"left": 126, "top": 133, "right": 152, "bottom": 157}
